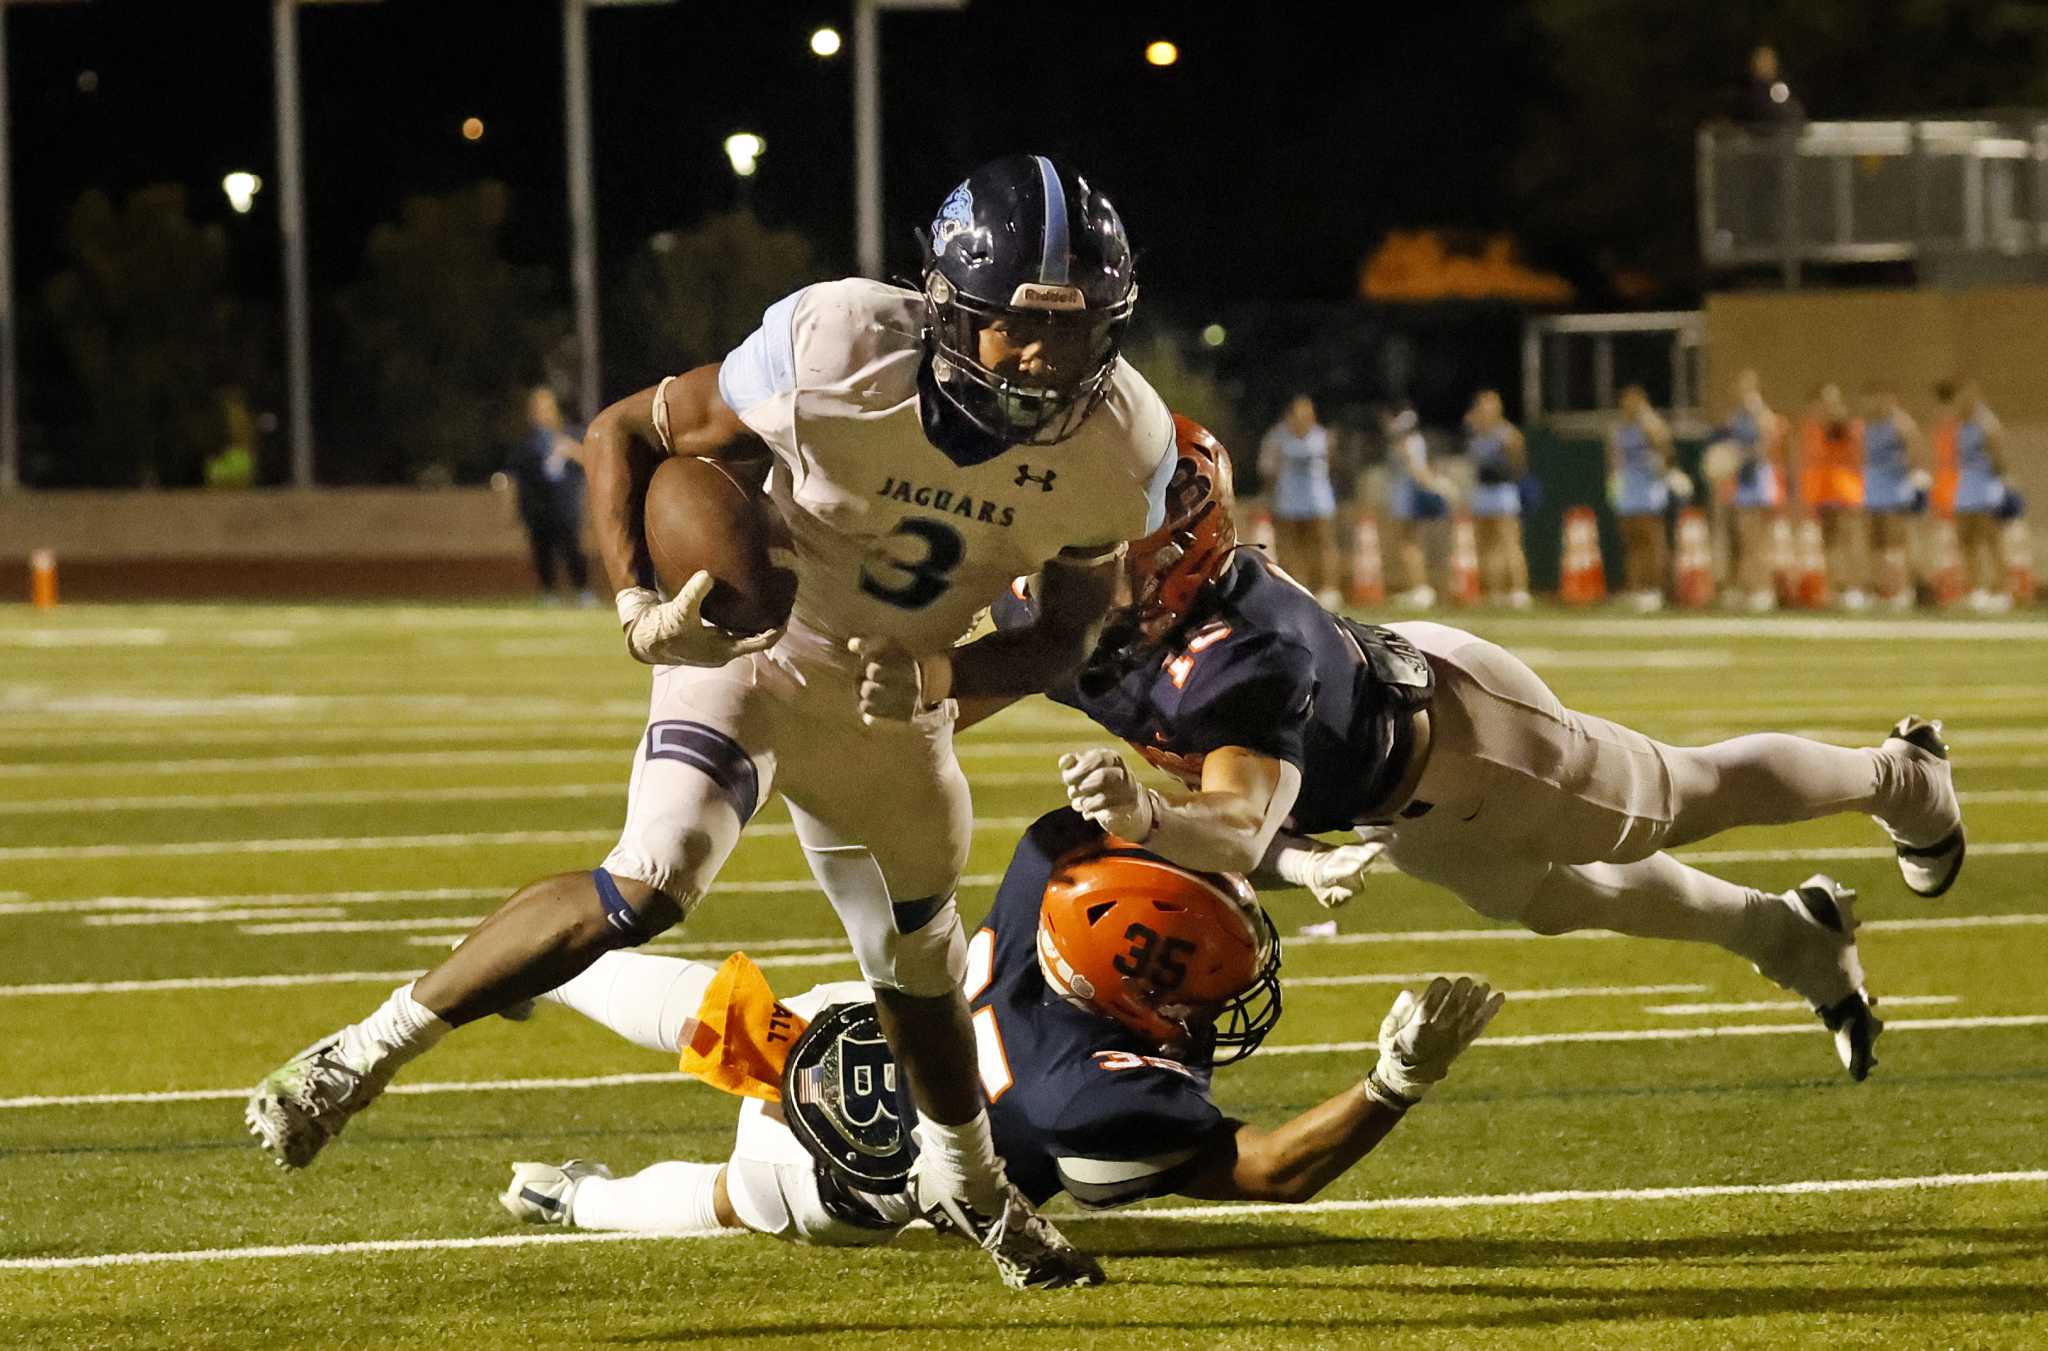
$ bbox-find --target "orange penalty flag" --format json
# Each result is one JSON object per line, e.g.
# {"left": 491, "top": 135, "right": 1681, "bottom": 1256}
{"left": 678, "top": 953, "right": 809, "bottom": 1102}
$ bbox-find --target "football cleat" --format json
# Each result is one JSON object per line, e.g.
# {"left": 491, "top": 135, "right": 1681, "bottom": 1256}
{"left": 501, "top": 1159, "right": 612, "bottom": 1225}
{"left": 920, "top": 1180, "right": 1106, "bottom": 1290}
{"left": 1877, "top": 717, "right": 1965, "bottom": 898}
{"left": 1752, "top": 874, "right": 1880, "bottom": 1080}
{"left": 1818, "top": 990, "right": 1883, "bottom": 1083}
{"left": 243, "top": 1033, "right": 393, "bottom": 1168}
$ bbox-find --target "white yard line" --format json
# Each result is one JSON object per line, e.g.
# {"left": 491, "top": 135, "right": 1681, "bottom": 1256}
{"left": 238, "top": 916, "right": 488, "bottom": 935}
{"left": 9, "top": 1015, "right": 2043, "bottom": 1112}
{"left": 87, "top": 907, "right": 351, "bottom": 927}
{"left": 1677, "top": 842, "right": 2048, "bottom": 864}
{"left": 1648, "top": 996, "right": 1959, "bottom": 1015}
{"left": 1081, "top": 1168, "right": 2048, "bottom": 1224}
{"left": 4, "top": 1170, "right": 2043, "bottom": 1270}
{"left": 0, "top": 721, "right": 634, "bottom": 750}
{"left": 1258, "top": 1013, "right": 2048, "bottom": 1056}
{"left": 0, "top": 888, "right": 504, "bottom": 917}
{"left": 0, "top": 1071, "right": 686, "bottom": 1111}
{"left": 1284, "top": 976, "right": 1706, "bottom": 1001}
{"left": 0, "top": 742, "right": 1098, "bottom": 779}
{"left": 6, "top": 878, "right": 1007, "bottom": 920}
{"left": 1472, "top": 616, "right": 2048, "bottom": 641}
{"left": 0, "top": 749, "right": 625, "bottom": 779}
{"left": 0, "top": 783, "right": 623, "bottom": 815}
{"left": 0, "top": 971, "right": 423, "bottom": 998}
{"left": 0, "top": 820, "right": 1043, "bottom": 862}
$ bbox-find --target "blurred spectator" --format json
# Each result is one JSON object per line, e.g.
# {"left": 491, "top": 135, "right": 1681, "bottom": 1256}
{"left": 1740, "top": 44, "right": 1805, "bottom": 124}
{"left": 1258, "top": 394, "right": 1343, "bottom": 607}
{"left": 1381, "top": 403, "right": 1452, "bottom": 609}
{"left": 1796, "top": 383, "right": 1869, "bottom": 609}
{"left": 1608, "top": 385, "right": 1677, "bottom": 611}
{"left": 509, "top": 386, "right": 594, "bottom": 606}
{"left": 1858, "top": 383, "right": 1927, "bottom": 611}
{"left": 1951, "top": 379, "right": 2013, "bottom": 613}
{"left": 1718, "top": 368, "right": 1787, "bottom": 612}
{"left": 1463, "top": 389, "right": 1531, "bottom": 609}
{"left": 204, "top": 391, "right": 257, "bottom": 490}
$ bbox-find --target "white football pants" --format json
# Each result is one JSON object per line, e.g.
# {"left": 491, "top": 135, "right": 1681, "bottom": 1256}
{"left": 1380, "top": 622, "right": 1930, "bottom": 958}
{"left": 600, "top": 618, "right": 973, "bottom": 994}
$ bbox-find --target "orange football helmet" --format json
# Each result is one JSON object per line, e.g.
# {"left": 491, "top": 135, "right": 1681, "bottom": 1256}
{"left": 1124, "top": 414, "right": 1238, "bottom": 640}
{"left": 1036, "top": 836, "right": 1281, "bottom": 1065}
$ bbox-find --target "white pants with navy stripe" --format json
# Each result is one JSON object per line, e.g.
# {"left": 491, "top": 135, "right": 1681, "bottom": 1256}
{"left": 602, "top": 618, "right": 973, "bottom": 992}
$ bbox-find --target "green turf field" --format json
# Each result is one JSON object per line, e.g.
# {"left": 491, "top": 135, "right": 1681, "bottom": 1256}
{"left": 3, "top": 603, "right": 2046, "bottom": 1348}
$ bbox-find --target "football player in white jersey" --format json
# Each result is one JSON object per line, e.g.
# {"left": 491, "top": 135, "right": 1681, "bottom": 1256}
{"left": 246, "top": 155, "right": 1179, "bottom": 1289}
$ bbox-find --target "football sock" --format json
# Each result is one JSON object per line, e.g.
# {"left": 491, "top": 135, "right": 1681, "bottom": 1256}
{"left": 539, "top": 951, "right": 718, "bottom": 1055}
{"left": 1659, "top": 734, "right": 1886, "bottom": 846}
{"left": 915, "top": 1109, "right": 1005, "bottom": 1204}
{"left": 336, "top": 981, "right": 449, "bottom": 1074}
{"left": 1526, "top": 854, "right": 1777, "bottom": 964}
{"left": 570, "top": 1161, "right": 728, "bottom": 1233}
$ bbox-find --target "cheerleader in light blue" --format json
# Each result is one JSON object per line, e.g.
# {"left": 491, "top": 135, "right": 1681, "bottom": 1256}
{"left": 1607, "top": 385, "right": 1683, "bottom": 611}
{"left": 1856, "top": 383, "right": 1928, "bottom": 611}
{"left": 1464, "top": 390, "right": 1531, "bottom": 609}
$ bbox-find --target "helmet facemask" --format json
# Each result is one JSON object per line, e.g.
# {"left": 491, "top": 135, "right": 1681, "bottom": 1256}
{"left": 925, "top": 271, "right": 1134, "bottom": 446}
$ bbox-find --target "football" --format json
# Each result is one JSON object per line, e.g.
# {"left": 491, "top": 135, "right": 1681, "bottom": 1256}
{"left": 642, "top": 454, "right": 797, "bottom": 634}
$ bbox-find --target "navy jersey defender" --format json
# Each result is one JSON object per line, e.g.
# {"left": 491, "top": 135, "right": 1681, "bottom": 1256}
{"left": 997, "top": 551, "right": 1433, "bottom": 834}
{"left": 495, "top": 808, "right": 1502, "bottom": 1262}
{"left": 1033, "top": 416, "right": 1962, "bottom": 1085}
{"left": 960, "top": 809, "right": 1237, "bottom": 1206}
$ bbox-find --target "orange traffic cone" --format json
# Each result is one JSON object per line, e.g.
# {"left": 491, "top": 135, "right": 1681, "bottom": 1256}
{"left": 1348, "top": 516, "right": 1385, "bottom": 606}
{"left": 1558, "top": 507, "right": 1607, "bottom": 606}
{"left": 1673, "top": 509, "right": 1713, "bottom": 609}
{"left": 29, "top": 549, "right": 58, "bottom": 609}
{"left": 1793, "top": 513, "right": 1829, "bottom": 609}
{"left": 2006, "top": 519, "right": 2037, "bottom": 606}
{"left": 1929, "top": 518, "right": 1966, "bottom": 606}
{"left": 1448, "top": 513, "right": 1480, "bottom": 606}
{"left": 1245, "top": 507, "right": 1277, "bottom": 555}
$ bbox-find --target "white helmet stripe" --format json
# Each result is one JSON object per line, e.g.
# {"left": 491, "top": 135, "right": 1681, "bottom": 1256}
{"left": 1033, "top": 154, "right": 1071, "bottom": 286}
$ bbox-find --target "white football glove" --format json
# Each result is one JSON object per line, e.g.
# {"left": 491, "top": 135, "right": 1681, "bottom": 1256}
{"left": 1301, "top": 839, "right": 1389, "bottom": 909}
{"left": 1363, "top": 975, "right": 1504, "bottom": 1110}
{"left": 1664, "top": 467, "right": 1696, "bottom": 503}
{"left": 616, "top": 575, "right": 782, "bottom": 668}
{"left": 1059, "top": 749, "right": 1156, "bottom": 842}
{"left": 848, "top": 637, "right": 952, "bottom": 726}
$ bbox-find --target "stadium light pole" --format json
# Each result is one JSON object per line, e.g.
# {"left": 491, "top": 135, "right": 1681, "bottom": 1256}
{"left": 0, "top": 0, "right": 91, "bottom": 495}
{"left": 854, "top": 0, "right": 966, "bottom": 281}
{"left": 565, "top": 0, "right": 675, "bottom": 426}
{"left": 272, "top": 0, "right": 384, "bottom": 491}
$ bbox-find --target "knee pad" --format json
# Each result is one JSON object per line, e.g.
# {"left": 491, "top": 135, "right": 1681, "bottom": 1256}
{"left": 875, "top": 897, "right": 967, "bottom": 996}
{"left": 722, "top": 1157, "right": 897, "bottom": 1248}
{"left": 804, "top": 845, "right": 967, "bottom": 995}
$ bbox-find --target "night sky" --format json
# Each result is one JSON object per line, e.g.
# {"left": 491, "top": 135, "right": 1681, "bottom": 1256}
{"left": 13, "top": 0, "right": 1545, "bottom": 323}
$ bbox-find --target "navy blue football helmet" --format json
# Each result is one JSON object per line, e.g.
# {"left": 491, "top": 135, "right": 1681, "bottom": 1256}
{"left": 922, "top": 155, "right": 1137, "bottom": 446}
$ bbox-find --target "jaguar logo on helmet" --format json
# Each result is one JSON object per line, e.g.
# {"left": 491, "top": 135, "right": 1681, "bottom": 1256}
{"left": 921, "top": 153, "right": 1138, "bottom": 447}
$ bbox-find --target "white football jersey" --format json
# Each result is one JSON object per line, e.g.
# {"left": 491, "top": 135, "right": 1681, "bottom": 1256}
{"left": 716, "top": 279, "right": 1175, "bottom": 651}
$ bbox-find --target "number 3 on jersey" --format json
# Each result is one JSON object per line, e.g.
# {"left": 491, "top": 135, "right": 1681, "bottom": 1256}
{"left": 859, "top": 518, "right": 964, "bottom": 610}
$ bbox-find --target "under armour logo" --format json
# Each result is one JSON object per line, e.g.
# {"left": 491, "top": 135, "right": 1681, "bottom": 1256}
{"left": 1014, "top": 465, "right": 1057, "bottom": 491}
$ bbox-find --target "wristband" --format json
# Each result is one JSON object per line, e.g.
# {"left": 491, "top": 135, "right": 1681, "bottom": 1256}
{"left": 1361, "top": 1066, "right": 1416, "bottom": 1112}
